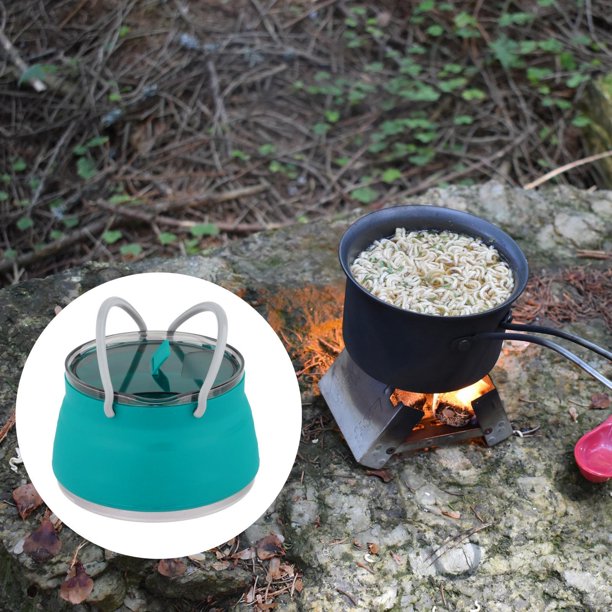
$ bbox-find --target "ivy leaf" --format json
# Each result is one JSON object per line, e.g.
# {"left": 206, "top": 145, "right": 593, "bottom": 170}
{"left": 158, "top": 232, "right": 177, "bottom": 245}
{"left": 120, "top": 243, "right": 142, "bottom": 257}
{"left": 0, "top": 191, "right": 8, "bottom": 201}
{"left": 571, "top": 115, "right": 591, "bottom": 128}
{"left": 453, "top": 115, "right": 474, "bottom": 125}
{"left": 16, "top": 216, "right": 34, "bottom": 231}
{"left": 190, "top": 223, "right": 219, "bottom": 237}
{"left": 382, "top": 168, "right": 402, "bottom": 183}
{"left": 258, "top": 143, "right": 276, "bottom": 155}
{"left": 85, "top": 136, "right": 109, "bottom": 148}
{"left": 12, "top": 158, "right": 27, "bottom": 172}
{"left": 324, "top": 110, "right": 340, "bottom": 123}
{"left": 350, "top": 186, "right": 379, "bottom": 204}
{"left": 77, "top": 157, "right": 96, "bottom": 180}
{"left": 102, "top": 230, "right": 122, "bottom": 244}
{"left": 108, "top": 193, "right": 134, "bottom": 205}
{"left": 462, "top": 88, "right": 486, "bottom": 101}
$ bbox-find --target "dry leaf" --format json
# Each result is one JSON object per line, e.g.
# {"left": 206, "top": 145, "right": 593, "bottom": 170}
{"left": 568, "top": 406, "right": 579, "bottom": 422}
{"left": 59, "top": 561, "right": 94, "bottom": 604}
{"left": 212, "top": 560, "right": 230, "bottom": 571}
{"left": 232, "top": 547, "right": 256, "bottom": 560}
{"left": 245, "top": 582, "right": 256, "bottom": 604}
{"left": 365, "top": 469, "right": 392, "bottom": 483}
{"left": 367, "top": 542, "right": 379, "bottom": 555}
{"left": 441, "top": 509, "right": 461, "bottom": 519}
{"left": 590, "top": 393, "right": 610, "bottom": 410}
{"left": 353, "top": 540, "right": 363, "bottom": 549}
{"left": 23, "top": 518, "right": 62, "bottom": 562}
{"left": 279, "top": 563, "right": 295, "bottom": 577}
{"left": 256, "top": 534, "right": 285, "bottom": 560}
{"left": 266, "top": 557, "right": 282, "bottom": 581}
{"left": 12, "top": 483, "right": 43, "bottom": 520}
{"left": 157, "top": 558, "right": 186, "bottom": 577}
{"left": 293, "top": 577, "right": 304, "bottom": 593}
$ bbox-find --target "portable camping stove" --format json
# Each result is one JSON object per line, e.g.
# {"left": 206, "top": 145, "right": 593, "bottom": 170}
{"left": 320, "top": 349, "right": 513, "bottom": 469}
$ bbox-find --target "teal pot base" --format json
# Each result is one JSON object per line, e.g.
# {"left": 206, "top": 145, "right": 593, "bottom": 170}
{"left": 58, "top": 480, "right": 255, "bottom": 522}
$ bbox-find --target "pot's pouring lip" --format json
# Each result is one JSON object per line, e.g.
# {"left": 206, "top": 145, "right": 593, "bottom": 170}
{"left": 338, "top": 204, "right": 529, "bottom": 321}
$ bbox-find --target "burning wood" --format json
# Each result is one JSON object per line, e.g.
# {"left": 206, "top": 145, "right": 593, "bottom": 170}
{"left": 432, "top": 379, "right": 492, "bottom": 427}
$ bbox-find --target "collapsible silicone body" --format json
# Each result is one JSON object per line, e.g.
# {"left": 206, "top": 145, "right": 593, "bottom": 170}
{"left": 52, "top": 297, "right": 259, "bottom": 520}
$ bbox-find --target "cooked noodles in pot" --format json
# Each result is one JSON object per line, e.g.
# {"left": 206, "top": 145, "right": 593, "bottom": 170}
{"left": 350, "top": 228, "right": 514, "bottom": 316}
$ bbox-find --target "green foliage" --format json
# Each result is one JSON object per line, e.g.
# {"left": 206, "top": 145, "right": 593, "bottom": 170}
{"left": 12, "top": 159, "right": 27, "bottom": 172}
{"left": 16, "top": 216, "right": 33, "bottom": 231}
{"left": 102, "top": 230, "right": 122, "bottom": 244}
{"left": 0, "top": 191, "right": 8, "bottom": 202}
{"left": 77, "top": 157, "right": 96, "bottom": 179}
{"left": 18, "top": 63, "right": 57, "bottom": 87}
{"left": 120, "top": 243, "right": 142, "bottom": 257}
{"left": 190, "top": 223, "right": 220, "bottom": 237}
{"left": 350, "top": 186, "right": 378, "bottom": 203}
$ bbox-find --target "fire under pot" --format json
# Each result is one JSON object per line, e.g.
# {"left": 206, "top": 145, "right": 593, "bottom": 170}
{"left": 320, "top": 205, "right": 612, "bottom": 468}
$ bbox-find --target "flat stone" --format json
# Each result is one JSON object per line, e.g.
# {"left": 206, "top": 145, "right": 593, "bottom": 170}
{"left": 1, "top": 183, "right": 611, "bottom": 611}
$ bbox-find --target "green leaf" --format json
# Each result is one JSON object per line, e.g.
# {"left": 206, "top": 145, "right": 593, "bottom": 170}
{"left": 109, "top": 194, "right": 135, "bottom": 205}
{"left": 312, "top": 122, "right": 330, "bottom": 136}
{"left": 102, "top": 230, "right": 123, "bottom": 244}
{"left": 409, "top": 150, "right": 435, "bottom": 166}
{"left": 571, "top": 115, "right": 591, "bottom": 127}
{"left": 72, "top": 145, "right": 88, "bottom": 156}
{"left": 365, "top": 62, "right": 384, "bottom": 73}
{"left": 559, "top": 51, "right": 576, "bottom": 71}
{"left": 258, "top": 143, "right": 276, "bottom": 155}
{"left": 77, "top": 157, "right": 97, "bottom": 179}
{"left": 566, "top": 73, "right": 589, "bottom": 88}
{"left": 351, "top": 186, "right": 378, "bottom": 204}
{"left": 442, "top": 63, "right": 463, "bottom": 74}
{"left": 453, "top": 115, "right": 474, "bottom": 125}
{"left": 16, "top": 216, "right": 33, "bottom": 231}
{"left": 519, "top": 40, "right": 538, "bottom": 54}
{"left": 461, "top": 88, "right": 486, "bottom": 101}
{"left": 324, "top": 110, "right": 340, "bottom": 123}
{"left": 537, "top": 0, "right": 554, "bottom": 5}
{"left": 62, "top": 216, "right": 79, "bottom": 228}
{"left": 190, "top": 223, "right": 220, "bottom": 237}
{"left": 527, "top": 67, "right": 553, "bottom": 83}
{"left": 415, "top": 132, "right": 437, "bottom": 143}
{"left": 158, "top": 232, "right": 177, "bottom": 245}
{"left": 268, "top": 160, "right": 283, "bottom": 172}
{"left": 499, "top": 12, "right": 534, "bottom": 27}
{"left": 0, "top": 191, "right": 8, "bottom": 201}
{"left": 18, "top": 63, "right": 56, "bottom": 87}
{"left": 314, "top": 71, "right": 331, "bottom": 82}
{"left": 120, "top": 243, "right": 142, "bottom": 257}
{"left": 230, "top": 149, "right": 251, "bottom": 161}
{"left": 1, "top": 174, "right": 9, "bottom": 184}
{"left": 490, "top": 36, "right": 520, "bottom": 69}
{"left": 439, "top": 77, "right": 467, "bottom": 92}
{"left": 12, "top": 158, "right": 27, "bottom": 172}
{"left": 426, "top": 24, "right": 444, "bottom": 37}
{"left": 538, "top": 38, "right": 563, "bottom": 53}
{"left": 50, "top": 229, "right": 64, "bottom": 240}
{"left": 3, "top": 248, "right": 17, "bottom": 261}
{"left": 416, "top": 0, "right": 435, "bottom": 12}
{"left": 85, "top": 136, "right": 109, "bottom": 148}
{"left": 408, "top": 44, "right": 426, "bottom": 54}
{"left": 382, "top": 168, "right": 402, "bottom": 183}
{"left": 118, "top": 25, "right": 130, "bottom": 37}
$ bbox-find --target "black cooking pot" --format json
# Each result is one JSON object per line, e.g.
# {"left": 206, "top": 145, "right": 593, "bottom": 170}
{"left": 339, "top": 205, "right": 611, "bottom": 392}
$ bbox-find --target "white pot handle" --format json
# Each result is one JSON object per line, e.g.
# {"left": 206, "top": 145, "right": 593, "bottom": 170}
{"left": 167, "top": 302, "right": 228, "bottom": 418}
{"left": 95, "top": 297, "right": 147, "bottom": 418}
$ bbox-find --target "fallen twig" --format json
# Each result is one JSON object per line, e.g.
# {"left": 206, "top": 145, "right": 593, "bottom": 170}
{"left": 523, "top": 150, "right": 612, "bottom": 190}
{"left": 0, "top": 409, "right": 16, "bottom": 445}
{"left": 0, "top": 28, "right": 46, "bottom": 91}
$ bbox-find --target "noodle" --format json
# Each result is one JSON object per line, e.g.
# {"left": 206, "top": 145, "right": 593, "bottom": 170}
{"left": 350, "top": 228, "right": 514, "bottom": 316}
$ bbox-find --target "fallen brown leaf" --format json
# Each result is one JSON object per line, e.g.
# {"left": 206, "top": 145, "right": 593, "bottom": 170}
{"left": 367, "top": 542, "right": 380, "bottom": 555}
{"left": 12, "top": 483, "right": 43, "bottom": 520}
{"left": 365, "top": 468, "right": 392, "bottom": 483}
{"left": 256, "top": 534, "right": 285, "bottom": 560}
{"left": 590, "top": 393, "right": 610, "bottom": 410}
{"left": 279, "top": 562, "right": 295, "bottom": 577}
{"left": 441, "top": 509, "right": 461, "bottom": 519}
{"left": 212, "top": 560, "right": 230, "bottom": 571}
{"left": 232, "top": 547, "right": 256, "bottom": 560}
{"left": 157, "top": 558, "right": 186, "bottom": 577}
{"left": 59, "top": 561, "right": 94, "bottom": 604}
{"left": 568, "top": 406, "right": 579, "bottom": 422}
{"left": 23, "top": 518, "right": 62, "bottom": 562}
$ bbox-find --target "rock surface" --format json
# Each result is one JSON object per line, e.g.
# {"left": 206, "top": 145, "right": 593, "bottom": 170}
{"left": 1, "top": 183, "right": 611, "bottom": 610}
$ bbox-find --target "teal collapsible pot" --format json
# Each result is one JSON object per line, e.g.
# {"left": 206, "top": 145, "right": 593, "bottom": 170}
{"left": 52, "top": 297, "right": 259, "bottom": 521}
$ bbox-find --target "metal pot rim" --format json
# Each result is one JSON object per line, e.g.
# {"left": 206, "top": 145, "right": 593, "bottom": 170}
{"left": 65, "top": 330, "right": 245, "bottom": 406}
{"left": 339, "top": 204, "right": 529, "bottom": 320}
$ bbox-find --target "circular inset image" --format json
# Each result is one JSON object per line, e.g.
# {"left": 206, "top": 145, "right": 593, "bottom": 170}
{"left": 16, "top": 273, "right": 301, "bottom": 558}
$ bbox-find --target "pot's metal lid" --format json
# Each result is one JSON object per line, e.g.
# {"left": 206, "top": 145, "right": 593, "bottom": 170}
{"left": 65, "top": 330, "right": 244, "bottom": 405}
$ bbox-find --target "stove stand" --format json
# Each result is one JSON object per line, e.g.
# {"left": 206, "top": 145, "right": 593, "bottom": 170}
{"left": 320, "top": 350, "right": 513, "bottom": 469}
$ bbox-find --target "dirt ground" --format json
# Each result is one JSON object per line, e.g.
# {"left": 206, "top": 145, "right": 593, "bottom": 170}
{"left": 1, "top": 0, "right": 610, "bottom": 285}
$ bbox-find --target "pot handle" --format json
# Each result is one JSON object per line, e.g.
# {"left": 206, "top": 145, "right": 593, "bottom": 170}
{"left": 96, "top": 296, "right": 148, "bottom": 418}
{"left": 167, "top": 302, "right": 228, "bottom": 418}
{"left": 475, "top": 331, "right": 612, "bottom": 390}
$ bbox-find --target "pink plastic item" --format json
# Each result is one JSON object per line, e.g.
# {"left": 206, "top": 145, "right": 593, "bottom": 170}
{"left": 574, "top": 414, "right": 612, "bottom": 483}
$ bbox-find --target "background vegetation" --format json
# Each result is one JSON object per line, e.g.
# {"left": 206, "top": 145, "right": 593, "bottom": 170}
{"left": 1, "top": 0, "right": 610, "bottom": 285}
